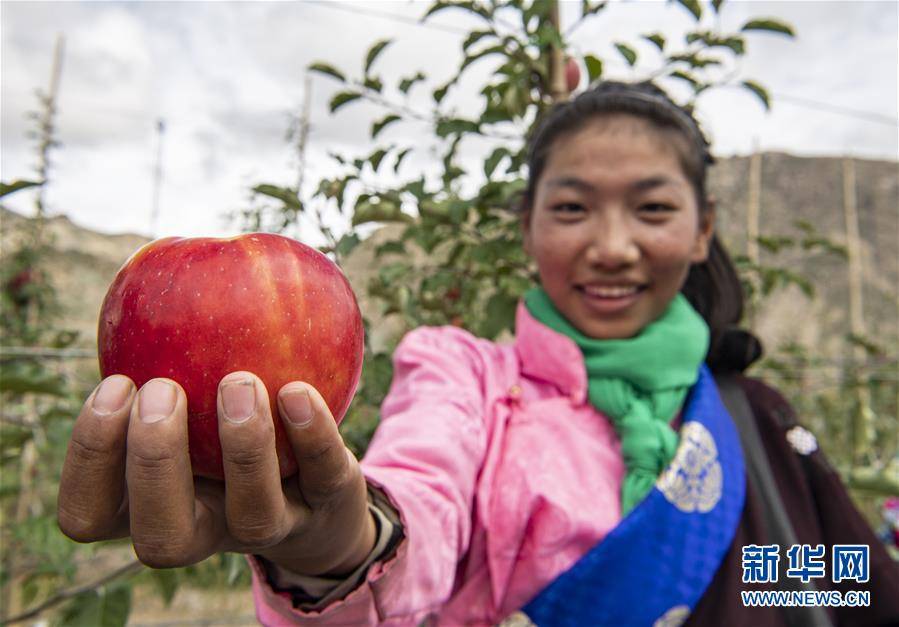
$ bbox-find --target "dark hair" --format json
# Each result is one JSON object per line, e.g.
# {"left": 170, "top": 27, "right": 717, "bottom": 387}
{"left": 521, "top": 80, "right": 762, "bottom": 373}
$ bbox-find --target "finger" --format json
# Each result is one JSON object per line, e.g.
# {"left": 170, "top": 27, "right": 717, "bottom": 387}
{"left": 217, "top": 372, "right": 289, "bottom": 548}
{"left": 58, "top": 375, "right": 135, "bottom": 542}
{"left": 126, "top": 378, "right": 218, "bottom": 567}
{"left": 277, "top": 382, "right": 357, "bottom": 509}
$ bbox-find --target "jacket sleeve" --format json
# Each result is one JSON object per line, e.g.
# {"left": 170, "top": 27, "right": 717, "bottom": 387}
{"left": 249, "top": 326, "right": 490, "bottom": 626}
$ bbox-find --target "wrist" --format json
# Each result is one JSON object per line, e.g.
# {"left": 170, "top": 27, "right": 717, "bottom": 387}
{"left": 321, "top": 508, "right": 378, "bottom": 576}
{"left": 264, "top": 509, "right": 378, "bottom": 578}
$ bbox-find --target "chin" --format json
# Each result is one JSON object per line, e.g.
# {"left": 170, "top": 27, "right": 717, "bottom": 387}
{"left": 582, "top": 324, "right": 642, "bottom": 340}
{"left": 569, "top": 315, "right": 643, "bottom": 340}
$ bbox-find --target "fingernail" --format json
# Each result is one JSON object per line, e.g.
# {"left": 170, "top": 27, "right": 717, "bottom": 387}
{"left": 92, "top": 376, "right": 132, "bottom": 415}
{"left": 281, "top": 388, "right": 313, "bottom": 427}
{"left": 139, "top": 380, "right": 176, "bottom": 423}
{"left": 221, "top": 379, "right": 256, "bottom": 424}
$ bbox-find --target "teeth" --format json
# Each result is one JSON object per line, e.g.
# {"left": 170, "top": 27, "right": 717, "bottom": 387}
{"left": 582, "top": 285, "right": 640, "bottom": 298}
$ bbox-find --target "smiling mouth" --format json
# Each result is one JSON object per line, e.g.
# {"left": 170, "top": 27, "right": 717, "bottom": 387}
{"left": 576, "top": 284, "right": 647, "bottom": 298}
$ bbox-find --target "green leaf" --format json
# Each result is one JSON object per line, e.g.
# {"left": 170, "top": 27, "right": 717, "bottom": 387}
{"left": 463, "top": 29, "right": 492, "bottom": 51}
{"left": 442, "top": 164, "right": 466, "bottom": 186}
{"left": 742, "top": 80, "right": 771, "bottom": 110}
{"left": 352, "top": 197, "right": 412, "bottom": 226}
{"left": 793, "top": 218, "right": 815, "bottom": 234}
{"left": 371, "top": 114, "right": 401, "bottom": 139}
{"left": 0, "top": 425, "right": 32, "bottom": 450}
{"left": 363, "top": 76, "right": 383, "bottom": 93}
{"left": 642, "top": 33, "right": 666, "bottom": 51}
{"left": 582, "top": 0, "right": 609, "bottom": 17}
{"left": 669, "top": 70, "right": 699, "bottom": 87}
{"left": 398, "top": 71, "right": 425, "bottom": 94}
{"left": 484, "top": 147, "right": 510, "bottom": 179}
{"left": 56, "top": 583, "right": 132, "bottom": 627}
{"left": 335, "top": 232, "right": 361, "bottom": 258}
{"left": 741, "top": 18, "right": 795, "bottom": 37}
{"left": 364, "top": 39, "right": 392, "bottom": 75}
{"left": 378, "top": 261, "right": 412, "bottom": 284}
{"left": 523, "top": 0, "right": 553, "bottom": 31}
{"left": 329, "top": 91, "right": 362, "bottom": 113}
{"left": 0, "top": 371, "right": 67, "bottom": 396}
{"left": 394, "top": 147, "right": 412, "bottom": 174}
{"left": 435, "top": 117, "right": 480, "bottom": 138}
{"left": 711, "top": 0, "right": 725, "bottom": 12}
{"left": 535, "top": 22, "right": 564, "bottom": 50}
{"left": 368, "top": 148, "right": 388, "bottom": 171}
{"left": 801, "top": 237, "right": 848, "bottom": 259}
{"left": 403, "top": 177, "right": 427, "bottom": 200}
{"left": 307, "top": 62, "right": 345, "bottom": 83}
{"left": 375, "top": 240, "right": 406, "bottom": 258}
{"left": 757, "top": 235, "right": 794, "bottom": 253}
{"left": 614, "top": 43, "right": 637, "bottom": 67}
{"left": 251, "top": 184, "right": 303, "bottom": 211}
{"left": 0, "top": 179, "right": 42, "bottom": 199}
{"left": 676, "top": 0, "right": 702, "bottom": 21}
{"left": 480, "top": 291, "right": 518, "bottom": 339}
{"left": 448, "top": 200, "right": 470, "bottom": 225}
{"left": 423, "top": 1, "right": 487, "bottom": 22}
{"left": 423, "top": 0, "right": 454, "bottom": 20}
{"left": 433, "top": 82, "right": 451, "bottom": 104}
{"left": 460, "top": 44, "right": 507, "bottom": 73}
{"left": 225, "top": 553, "right": 248, "bottom": 585}
{"left": 721, "top": 36, "right": 745, "bottom": 55}
{"left": 584, "top": 54, "right": 603, "bottom": 82}
{"left": 149, "top": 569, "right": 178, "bottom": 607}
{"left": 668, "top": 52, "right": 721, "bottom": 68}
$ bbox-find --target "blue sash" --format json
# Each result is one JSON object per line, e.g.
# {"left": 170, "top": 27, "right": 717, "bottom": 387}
{"left": 523, "top": 366, "right": 745, "bottom": 626}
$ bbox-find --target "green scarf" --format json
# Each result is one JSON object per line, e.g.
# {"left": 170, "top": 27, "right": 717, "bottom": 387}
{"left": 524, "top": 287, "right": 710, "bottom": 514}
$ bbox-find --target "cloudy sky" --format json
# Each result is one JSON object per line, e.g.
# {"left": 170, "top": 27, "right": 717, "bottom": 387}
{"left": 1, "top": 1, "right": 896, "bottom": 247}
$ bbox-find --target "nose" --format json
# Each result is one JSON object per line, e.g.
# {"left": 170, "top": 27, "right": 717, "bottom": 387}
{"left": 583, "top": 214, "right": 640, "bottom": 269}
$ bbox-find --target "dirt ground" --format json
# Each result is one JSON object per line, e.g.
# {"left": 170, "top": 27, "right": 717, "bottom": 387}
{"left": 127, "top": 585, "right": 258, "bottom": 626}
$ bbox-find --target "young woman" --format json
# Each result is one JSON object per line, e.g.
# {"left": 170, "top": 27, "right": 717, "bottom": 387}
{"left": 58, "top": 82, "right": 898, "bottom": 626}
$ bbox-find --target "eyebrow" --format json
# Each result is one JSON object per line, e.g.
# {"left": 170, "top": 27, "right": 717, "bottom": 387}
{"left": 545, "top": 175, "right": 680, "bottom": 193}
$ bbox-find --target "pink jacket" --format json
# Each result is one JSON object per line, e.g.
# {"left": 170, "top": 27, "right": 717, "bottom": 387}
{"left": 250, "top": 302, "right": 626, "bottom": 625}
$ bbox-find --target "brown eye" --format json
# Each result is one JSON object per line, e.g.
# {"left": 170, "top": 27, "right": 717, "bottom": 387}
{"left": 639, "top": 203, "right": 676, "bottom": 213}
{"left": 551, "top": 203, "right": 585, "bottom": 214}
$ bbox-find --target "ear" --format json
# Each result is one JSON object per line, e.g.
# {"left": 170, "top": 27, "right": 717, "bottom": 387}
{"left": 691, "top": 197, "right": 716, "bottom": 263}
{"left": 520, "top": 209, "right": 534, "bottom": 257}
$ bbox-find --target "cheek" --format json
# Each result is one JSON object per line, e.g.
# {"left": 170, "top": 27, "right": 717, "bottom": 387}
{"left": 643, "top": 225, "right": 704, "bottom": 275}
{"left": 530, "top": 223, "right": 581, "bottom": 275}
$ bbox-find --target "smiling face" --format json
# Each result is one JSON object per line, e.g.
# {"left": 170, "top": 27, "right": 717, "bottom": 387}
{"left": 522, "top": 114, "right": 715, "bottom": 340}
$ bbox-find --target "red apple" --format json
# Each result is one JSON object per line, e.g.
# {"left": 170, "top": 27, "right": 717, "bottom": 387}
{"left": 97, "top": 233, "right": 364, "bottom": 480}
{"left": 565, "top": 57, "right": 581, "bottom": 93}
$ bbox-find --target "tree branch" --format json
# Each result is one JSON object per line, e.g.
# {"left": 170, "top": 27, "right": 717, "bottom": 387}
{"left": 2, "top": 559, "right": 145, "bottom": 625}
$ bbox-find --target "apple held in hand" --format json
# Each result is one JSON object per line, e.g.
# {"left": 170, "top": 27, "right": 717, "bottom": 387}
{"left": 98, "top": 233, "right": 364, "bottom": 480}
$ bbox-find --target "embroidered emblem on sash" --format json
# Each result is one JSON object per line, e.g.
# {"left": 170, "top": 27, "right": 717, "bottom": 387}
{"left": 785, "top": 425, "right": 818, "bottom": 455}
{"left": 499, "top": 611, "right": 536, "bottom": 626}
{"left": 653, "top": 604, "right": 690, "bottom": 627}
{"left": 656, "top": 422, "right": 722, "bottom": 513}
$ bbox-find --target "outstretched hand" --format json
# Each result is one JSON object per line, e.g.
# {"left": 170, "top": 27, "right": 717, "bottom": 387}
{"left": 57, "top": 371, "right": 376, "bottom": 576}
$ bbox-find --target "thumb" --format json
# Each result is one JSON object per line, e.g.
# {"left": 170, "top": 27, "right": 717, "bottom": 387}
{"left": 277, "top": 382, "right": 357, "bottom": 509}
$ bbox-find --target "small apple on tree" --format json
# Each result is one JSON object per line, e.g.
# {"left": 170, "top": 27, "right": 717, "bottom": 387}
{"left": 565, "top": 56, "right": 581, "bottom": 93}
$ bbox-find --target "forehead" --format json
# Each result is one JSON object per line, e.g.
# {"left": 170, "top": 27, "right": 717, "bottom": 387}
{"left": 541, "top": 114, "right": 690, "bottom": 185}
